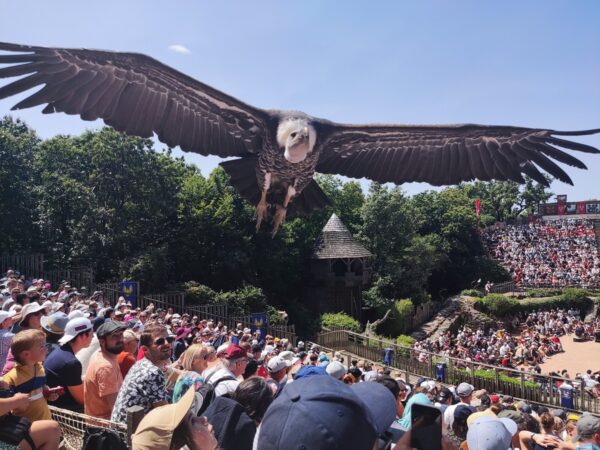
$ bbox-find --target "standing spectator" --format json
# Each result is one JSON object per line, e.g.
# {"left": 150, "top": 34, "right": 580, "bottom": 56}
{"left": 0, "top": 311, "right": 16, "bottom": 372}
{"left": 111, "top": 324, "right": 172, "bottom": 423}
{"left": 84, "top": 320, "right": 126, "bottom": 419}
{"left": 266, "top": 355, "right": 292, "bottom": 394}
{"left": 173, "top": 327, "right": 189, "bottom": 361}
{"left": 44, "top": 317, "right": 93, "bottom": 412}
{"left": 117, "top": 329, "right": 139, "bottom": 378}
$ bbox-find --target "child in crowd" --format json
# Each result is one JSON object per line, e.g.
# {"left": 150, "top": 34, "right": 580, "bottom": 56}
{"left": 1, "top": 329, "right": 60, "bottom": 421}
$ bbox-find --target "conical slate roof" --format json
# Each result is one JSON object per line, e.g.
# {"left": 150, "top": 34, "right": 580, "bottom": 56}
{"left": 311, "top": 214, "right": 372, "bottom": 259}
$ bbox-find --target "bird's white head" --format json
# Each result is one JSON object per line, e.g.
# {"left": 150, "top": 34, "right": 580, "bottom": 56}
{"left": 277, "top": 118, "right": 317, "bottom": 163}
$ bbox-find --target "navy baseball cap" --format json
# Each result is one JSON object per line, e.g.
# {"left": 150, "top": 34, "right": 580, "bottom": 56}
{"left": 257, "top": 374, "right": 396, "bottom": 450}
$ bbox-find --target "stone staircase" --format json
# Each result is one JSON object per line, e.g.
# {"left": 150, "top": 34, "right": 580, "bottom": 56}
{"left": 410, "top": 296, "right": 461, "bottom": 341}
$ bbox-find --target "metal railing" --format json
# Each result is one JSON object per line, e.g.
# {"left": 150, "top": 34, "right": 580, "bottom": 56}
{"left": 317, "top": 329, "right": 600, "bottom": 414}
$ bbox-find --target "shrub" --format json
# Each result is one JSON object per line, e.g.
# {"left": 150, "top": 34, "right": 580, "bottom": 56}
{"left": 526, "top": 288, "right": 563, "bottom": 298}
{"left": 561, "top": 288, "right": 590, "bottom": 302}
{"left": 480, "top": 294, "right": 519, "bottom": 317}
{"left": 320, "top": 312, "right": 361, "bottom": 333}
{"left": 377, "top": 298, "right": 415, "bottom": 337}
{"left": 460, "top": 289, "right": 484, "bottom": 298}
{"left": 184, "top": 281, "right": 217, "bottom": 306}
{"left": 396, "top": 334, "right": 415, "bottom": 347}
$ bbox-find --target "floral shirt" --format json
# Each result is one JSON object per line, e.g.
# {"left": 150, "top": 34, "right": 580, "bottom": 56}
{"left": 111, "top": 358, "right": 166, "bottom": 423}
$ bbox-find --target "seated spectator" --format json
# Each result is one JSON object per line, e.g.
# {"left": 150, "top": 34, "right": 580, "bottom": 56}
{"left": 0, "top": 311, "right": 16, "bottom": 372}
{"left": 117, "top": 329, "right": 138, "bottom": 378}
{"left": 203, "top": 394, "right": 256, "bottom": 450}
{"left": 0, "top": 391, "right": 61, "bottom": 450}
{"left": 41, "top": 312, "right": 69, "bottom": 356}
{"left": 132, "top": 386, "right": 217, "bottom": 450}
{"left": 2, "top": 303, "right": 46, "bottom": 375}
{"left": 572, "top": 415, "right": 600, "bottom": 449}
{"left": 172, "top": 344, "right": 214, "bottom": 402}
{"left": 111, "top": 323, "right": 172, "bottom": 423}
{"left": 44, "top": 317, "right": 93, "bottom": 412}
{"left": 256, "top": 373, "right": 396, "bottom": 450}
{"left": 231, "top": 377, "right": 274, "bottom": 425}
{"left": 1, "top": 329, "right": 58, "bottom": 421}
{"left": 84, "top": 320, "right": 126, "bottom": 419}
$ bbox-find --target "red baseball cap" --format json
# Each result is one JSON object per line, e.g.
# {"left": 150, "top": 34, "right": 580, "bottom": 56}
{"left": 222, "top": 344, "right": 247, "bottom": 360}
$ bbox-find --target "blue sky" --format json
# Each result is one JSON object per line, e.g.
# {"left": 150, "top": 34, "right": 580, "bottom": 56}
{"left": 1, "top": 1, "right": 599, "bottom": 201}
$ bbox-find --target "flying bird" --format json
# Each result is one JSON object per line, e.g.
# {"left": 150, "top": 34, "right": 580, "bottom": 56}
{"left": 0, "top": 42, "right": 599, "bottom": 235}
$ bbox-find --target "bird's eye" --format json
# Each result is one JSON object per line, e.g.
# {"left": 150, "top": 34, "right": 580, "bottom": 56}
{"left": 290, "top": 132, "right": 297, "bottom": 138}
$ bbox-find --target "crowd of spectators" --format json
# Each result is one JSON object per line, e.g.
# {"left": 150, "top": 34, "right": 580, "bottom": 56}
{"left": 412, "top": 309, "right": 600, "bottom": 396}
{"left": 3, "top": 268, "right": 600, "bottom": 450}
{"left": 483, "top": 219, "right": 600, "bottom": 287}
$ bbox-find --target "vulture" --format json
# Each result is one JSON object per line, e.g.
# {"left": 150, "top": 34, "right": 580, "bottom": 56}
{"left": 0, "top": 42, "right": 598, "bottom": 235}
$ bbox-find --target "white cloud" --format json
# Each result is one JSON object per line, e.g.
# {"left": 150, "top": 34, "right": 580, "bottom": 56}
{"left": 168, "top": 44, "right": 191, "bottom": 55}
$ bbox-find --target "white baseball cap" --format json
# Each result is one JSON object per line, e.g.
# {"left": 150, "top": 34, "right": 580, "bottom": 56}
{"left": 58, "top": 318, "right": 93, "bottom": 345}
{"left": 68, "top": 309, "right": 89, "bottom": 320}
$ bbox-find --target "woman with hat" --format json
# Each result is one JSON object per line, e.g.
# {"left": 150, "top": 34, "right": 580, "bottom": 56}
{"left": 1, "top": 302, "right": 46, "bottom": 375}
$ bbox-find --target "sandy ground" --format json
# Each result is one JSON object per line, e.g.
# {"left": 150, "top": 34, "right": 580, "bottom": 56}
{"left": 536, "top": 335, "right": 600, "bottom": 375}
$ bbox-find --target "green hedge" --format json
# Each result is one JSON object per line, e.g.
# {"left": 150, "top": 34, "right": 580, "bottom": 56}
{"left": 396, "top": 334, "right": 416, "bottom": 346}
{"left": 474, "top": 288, "right": 594, "bottom": 318}
{"left": 460, "top": 289, "right": 484, "bottom": 298}
{"left": 454, "top": 368, "right": 539, "bottom": 389}
{"left": 320, "top": 312, "right": 362, "bottom": 333}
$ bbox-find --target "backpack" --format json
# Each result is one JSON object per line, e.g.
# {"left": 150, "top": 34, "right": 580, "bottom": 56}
{"left": 196, "top": 374, "right": 237, "bottom": 415}
{"left": 82, "top": 427, "right": 128, "bottom": 450}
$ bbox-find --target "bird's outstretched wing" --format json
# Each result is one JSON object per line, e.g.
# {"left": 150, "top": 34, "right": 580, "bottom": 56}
{"left": 0, "top": 42, "right": 270, "bottom": 156}
{"left": 316, "top": 123, "right": 600, "bottom": 186}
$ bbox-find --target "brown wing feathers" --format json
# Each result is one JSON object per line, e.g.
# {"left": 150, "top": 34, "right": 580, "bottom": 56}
{"left": 317, "top": 126, "right": 600, "bottom": 186}
{"left": 0, "top": 42, "right": 267, "bottom": 157}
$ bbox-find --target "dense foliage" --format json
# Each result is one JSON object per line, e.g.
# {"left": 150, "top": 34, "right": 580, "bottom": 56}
{"left": 2, "top": 117, "right": 552, "bottom": 334}
{"left": 320, "top": 312, "right": 362, "bottom": 333}
{"left": 473, "top": 289, "right": 595, "bottom": 317}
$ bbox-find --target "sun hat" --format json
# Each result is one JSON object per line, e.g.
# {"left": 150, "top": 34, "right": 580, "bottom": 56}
{"left": 467, "top": 416, "right": 518, "bottom": 450}
{"left": 467, "top": 408, "right": 497, "bottom": 427}
{"left": 131, "top": 385, "right": 197, "bottom": 450}
{"left": 257, "top": 373, "right": 396, "bottom": 450}
{"left": 18, "top": 302, "right": 45, "bottom": 325}
{"left": 58, "top": 318, "right": 93, "bottom": 345}
{"left": 41, "top": 312, "right": 69, "bottom": 335}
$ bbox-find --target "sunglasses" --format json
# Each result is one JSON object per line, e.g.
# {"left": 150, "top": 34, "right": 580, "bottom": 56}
{"left": 153, "top": 336, "right": 175, "bottom": 346}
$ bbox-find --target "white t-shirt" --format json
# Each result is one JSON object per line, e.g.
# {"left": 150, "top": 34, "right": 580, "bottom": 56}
{"left": 206, "top": 366, "right": 239, "bottom": 397}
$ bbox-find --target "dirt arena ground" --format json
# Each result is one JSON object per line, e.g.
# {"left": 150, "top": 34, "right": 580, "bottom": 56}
{"left": 536, "top": 335, "right": 600, "bottom": 375}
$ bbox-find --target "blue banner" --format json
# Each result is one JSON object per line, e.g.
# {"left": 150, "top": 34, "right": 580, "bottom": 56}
{"left": 250, "top": 313, "right": 267, "bottom": 340}
{"left": 119, "top": 281, "right": 139, "bottom": 308}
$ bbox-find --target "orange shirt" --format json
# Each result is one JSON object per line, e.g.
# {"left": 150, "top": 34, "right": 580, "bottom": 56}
{"left": 83, "top": 351, "right": 123, "bottom": 419}
{"left": 117, "top": 351, "right": 136, "bottom": 378}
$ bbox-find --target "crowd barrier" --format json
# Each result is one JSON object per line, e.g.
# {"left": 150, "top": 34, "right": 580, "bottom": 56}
{"left": 317, "top": 329, "right": 600, "bottom": 414}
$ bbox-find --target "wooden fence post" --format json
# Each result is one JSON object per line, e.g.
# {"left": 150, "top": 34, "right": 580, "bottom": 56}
{"left": 494, "top": 367, "right": 500, "bottom": 392}
{"left": 127, "top": 405, "right": 145, "bottom": 438}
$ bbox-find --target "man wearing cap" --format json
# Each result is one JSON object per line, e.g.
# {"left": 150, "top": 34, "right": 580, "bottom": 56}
{"left": 0, "top": 310, "right": 16, "bottom": 372}
{"left": 443, "top": 382, "right": 474, "bottom": 433}
{"left": 84, "top": 320, "right": 127, "bottom": 419}
{"left": 266, "top": 355, "right": 292, "bottom": 394}
{"left": 44, "top": 317, "right": 93, "bottom": 411}
{"left": 571, "top": 415, "right": 600, "bottom": 449}
{"left": 205, "top": 344, "right": 248, "bottom": 397}
{"left": 466, "top": 415, "right": 519, "bottom": 450}
{"left": 111, "top": 323, "right": 172, "bottom": 423}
